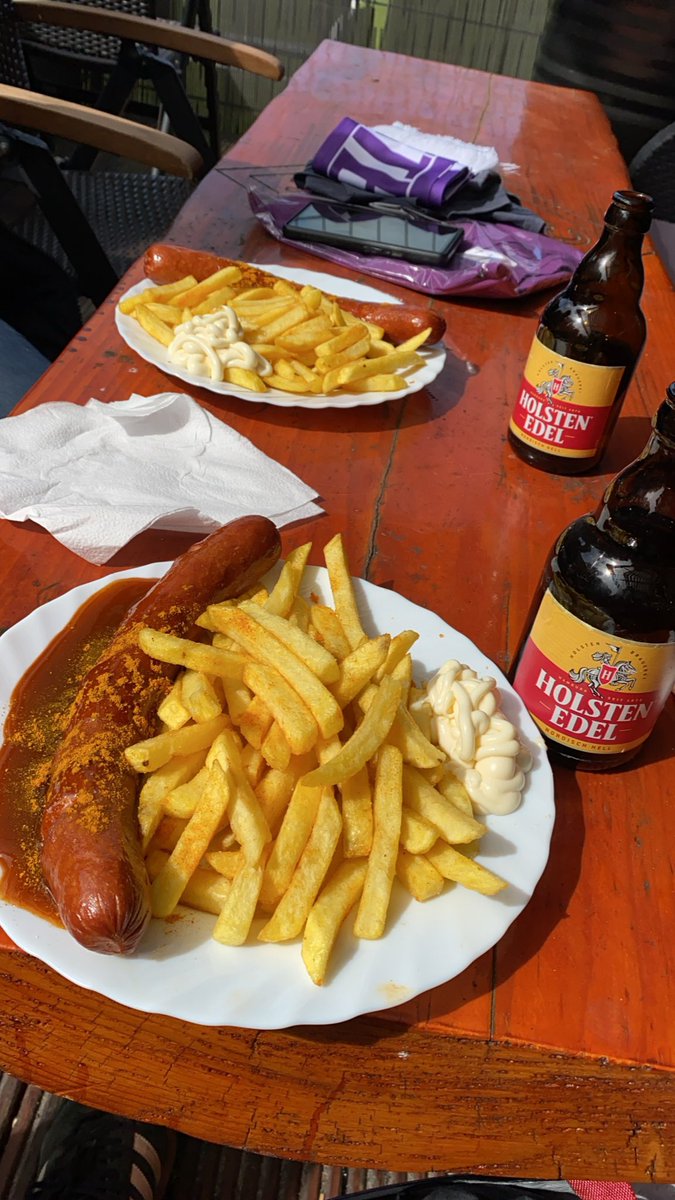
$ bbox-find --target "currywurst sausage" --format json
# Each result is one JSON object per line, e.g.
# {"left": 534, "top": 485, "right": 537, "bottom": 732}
{"left": 331, "top": 301, "right": 443, "bottom": 346}
{"left": 42, "top": 515, "right": 281, "bottom": 955}
{"left": 143, "top": 243, "right": 446, "bottom": 346}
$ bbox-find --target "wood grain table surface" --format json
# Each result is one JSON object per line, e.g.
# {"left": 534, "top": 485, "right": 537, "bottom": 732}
{"left": 0, "top": 40, "right": 673, "bottom": 1181}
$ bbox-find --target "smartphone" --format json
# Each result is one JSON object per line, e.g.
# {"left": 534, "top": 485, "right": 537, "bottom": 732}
{"left": 282, "top": 201, "right": 463, "bottom": 265}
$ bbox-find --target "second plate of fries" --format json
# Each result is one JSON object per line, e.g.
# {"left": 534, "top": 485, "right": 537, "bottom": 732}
{"left": 0, "top": 546, "right": 554, "bottom": 1029}
{"left": 114, "top": 266, "right": 447, "bottom": 409}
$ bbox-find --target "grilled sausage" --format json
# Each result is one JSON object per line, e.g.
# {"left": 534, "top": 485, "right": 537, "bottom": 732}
{"left": 142, "top": 243, "right": 446, "bottom": 345}
{"left": 332, "top": 299, "right": 445, "bottom": 346}
{"left": 41, "top": 515, "right": 281, "bottom": 955}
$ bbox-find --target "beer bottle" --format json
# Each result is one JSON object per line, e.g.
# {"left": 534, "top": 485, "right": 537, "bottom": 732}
{"left": 508, "top": 189, "right": 653, "bottom": 475}
{"left": 511, "top": 381, "right": 675, "bottom": 770}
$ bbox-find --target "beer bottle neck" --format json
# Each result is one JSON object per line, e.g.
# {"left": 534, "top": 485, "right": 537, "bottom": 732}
{"left": 566, "top": 223, "right": 646, "bottom": 303}
{"left": 653, "top": 385, "right": 675, "bottom": 448}
{"left": 629, "top": 386, "right": 675, "bottom": 459}
{"left": 595, "top": 388, "right": 675, "bottom": 548}
{"left": 563, "top": 190, "right": 652, "bottom": 306}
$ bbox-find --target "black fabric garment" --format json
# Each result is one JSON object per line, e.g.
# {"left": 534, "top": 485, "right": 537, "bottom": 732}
{"left": 0, "top": 222, "right": 82, "bottom": 360}
{"left": 293, "top": 167, "right": 547, "bottom": 233}
{"left": 337, "top": 1177, "right": 578, "bottom": 1200}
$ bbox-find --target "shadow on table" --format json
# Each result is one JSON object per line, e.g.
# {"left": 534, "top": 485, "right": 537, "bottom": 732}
{"left": 594, "top": 415, "right": 653, "bottom": 477}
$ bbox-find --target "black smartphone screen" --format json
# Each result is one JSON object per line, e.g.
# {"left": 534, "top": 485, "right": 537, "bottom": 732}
{"left": 283, "top": 202, "right": 463, "bottom": 265}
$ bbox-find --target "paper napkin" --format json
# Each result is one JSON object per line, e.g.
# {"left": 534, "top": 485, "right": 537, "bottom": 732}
{"left": 0, "top": 392, "right": 323, "bottom": 563}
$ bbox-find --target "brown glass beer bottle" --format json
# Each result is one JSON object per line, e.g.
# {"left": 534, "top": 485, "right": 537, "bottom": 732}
{"left": 508, "top": 190, "right": 653, "bottom": 475}
{"left": 511, "top": 381, "right": 675, "bottom": 770}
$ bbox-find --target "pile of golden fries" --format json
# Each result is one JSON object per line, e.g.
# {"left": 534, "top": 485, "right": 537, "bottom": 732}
{"left": 125, "top": 534, "right": 506, "bottom": 986}
{"left": 118, "top": 267, "right": 432, "bottom": 397}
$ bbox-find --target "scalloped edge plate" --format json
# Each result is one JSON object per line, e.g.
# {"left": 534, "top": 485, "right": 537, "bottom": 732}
{"left": 0, "top": 563, "right": 554, "bottom": 1029}
{"left": 115, "top": 265, "right": 446, "bottom": 409}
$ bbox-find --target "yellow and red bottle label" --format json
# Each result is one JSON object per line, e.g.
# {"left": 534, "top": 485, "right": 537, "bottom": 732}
{"left": 514, "top": 590, "right": 675, "bottom": 754}
{"left": 509, "top": 335, "right": 625, "bottom": 458}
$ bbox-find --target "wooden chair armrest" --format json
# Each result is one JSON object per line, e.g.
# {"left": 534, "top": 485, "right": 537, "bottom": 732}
{"left": 13, "top": 0, "right": 285, "bottom": 80}
{"left": 0, "top": 83, "right": 203, "bottom": 177}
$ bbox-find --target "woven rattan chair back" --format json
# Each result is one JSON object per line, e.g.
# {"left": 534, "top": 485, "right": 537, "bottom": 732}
{"left": 15, "top": 0, "right": 220, "bottom": 160}
{"left": 0, "top": 0, "right": 33, "bottom": 88}
{"left": 20, "top": 0, "right": 156, "bottom": 71}
{"left": 0, "top": 0, "right": 195, "bottom": 304}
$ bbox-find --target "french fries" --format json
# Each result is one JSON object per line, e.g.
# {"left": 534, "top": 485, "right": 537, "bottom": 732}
{"left": 122, "top": 268, "right": 435, "bottom": 397}
{"left": 302, "top": 860, "right": 368, "bottom": 985}
{"left": 353, "top": 745, "right": 403, "bottom": 939}
{"left": 127, "top": 533, "right": 509, "bottom": 986}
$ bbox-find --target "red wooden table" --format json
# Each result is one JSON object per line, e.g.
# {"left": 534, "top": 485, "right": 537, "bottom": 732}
{"left": 0, "top": 41, "right": 673, "bottom": 1181}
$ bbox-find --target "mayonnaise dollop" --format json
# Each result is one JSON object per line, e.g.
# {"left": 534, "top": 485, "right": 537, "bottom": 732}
{"left": 167, "top": 309, "right": 272, "bottom": 382}
{"left": 418, "top": 660, "right": 532, "bottom": 815}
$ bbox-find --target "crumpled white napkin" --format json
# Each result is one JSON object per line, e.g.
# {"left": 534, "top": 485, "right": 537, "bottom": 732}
{"left": 0, "top": 392, "right": 323, "bottom": 563}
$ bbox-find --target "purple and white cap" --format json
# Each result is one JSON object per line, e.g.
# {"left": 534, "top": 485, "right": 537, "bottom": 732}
{"left": 311, "top": 117, "right": 471, "bottom": 207}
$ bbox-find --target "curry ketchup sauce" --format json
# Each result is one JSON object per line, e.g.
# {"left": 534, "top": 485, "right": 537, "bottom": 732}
{"left": 0, "top": 578, "right": 153, "bottom": 922}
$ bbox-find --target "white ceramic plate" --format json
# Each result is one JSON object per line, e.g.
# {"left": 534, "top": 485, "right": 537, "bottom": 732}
{"left": 114, "top": 265, "right": 446, "bottom": 409}
{"left": 0, "top": 563, "right": 554, "bottom": 1029}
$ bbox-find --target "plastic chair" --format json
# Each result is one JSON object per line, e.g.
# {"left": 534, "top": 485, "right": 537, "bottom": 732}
{"left": 0, "top": 0, "right": 284, "bottom": 306}
{"left": 533, "top": 0, "right": 675, "bottom": 162}
{"left": 629, "top": 121, "right": 675, "bottom": 222}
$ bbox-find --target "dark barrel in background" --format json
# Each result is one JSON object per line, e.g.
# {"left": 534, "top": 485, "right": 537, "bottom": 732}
{"left": 534, "top": 0, "right": 675, "bottom": 161}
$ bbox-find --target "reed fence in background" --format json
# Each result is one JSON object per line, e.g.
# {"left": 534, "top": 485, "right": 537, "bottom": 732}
{"left": 173, "top": 0, "right": 554, "bottom": 148}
